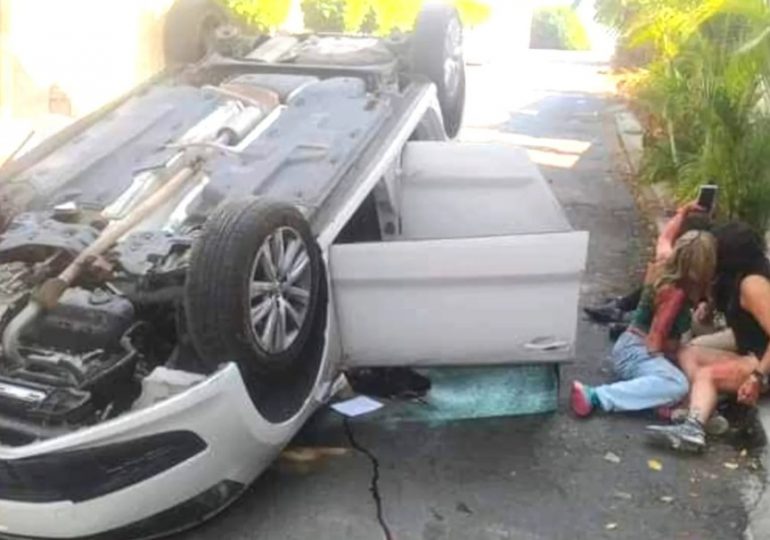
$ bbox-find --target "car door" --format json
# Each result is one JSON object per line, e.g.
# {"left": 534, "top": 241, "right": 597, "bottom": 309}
{"left": 329, "top": 142, "right": 589, "bottom": 368}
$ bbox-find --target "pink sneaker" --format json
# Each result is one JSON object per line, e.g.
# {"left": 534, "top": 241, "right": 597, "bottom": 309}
{"left": 571, "top": 381, "right": 594, "bottom": 418}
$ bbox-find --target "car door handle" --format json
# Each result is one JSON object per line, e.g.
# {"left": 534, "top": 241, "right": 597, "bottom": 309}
{"left": 524, "top": 337, "right": 569, "bottom": 352}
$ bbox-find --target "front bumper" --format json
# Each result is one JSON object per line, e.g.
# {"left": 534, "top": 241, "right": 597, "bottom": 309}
{"left": 0, "top": 364, "right": 324, "bottom": 539}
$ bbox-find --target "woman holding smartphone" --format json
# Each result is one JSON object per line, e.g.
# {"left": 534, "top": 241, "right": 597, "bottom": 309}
{"left": 583, "top": 201, "right": 713, "bottom": 328}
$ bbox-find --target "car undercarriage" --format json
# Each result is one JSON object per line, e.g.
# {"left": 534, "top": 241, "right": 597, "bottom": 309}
{"left": 0, "top": 22, "right": 433, "bottom": 444}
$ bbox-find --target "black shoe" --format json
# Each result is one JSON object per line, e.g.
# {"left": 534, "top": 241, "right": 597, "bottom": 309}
{"left": 346, "top": 368, "right": 431, "bottom": 399}
{"left": 608, "top": 323, "right": 628, "bottom": 342}
{"left": 583, "top": 299, "right": 626, "bottom": 324}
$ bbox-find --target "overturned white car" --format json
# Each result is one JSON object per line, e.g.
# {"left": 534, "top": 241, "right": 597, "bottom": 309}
{"left": 0, "top": 1, "right": 588, "bottom": 538}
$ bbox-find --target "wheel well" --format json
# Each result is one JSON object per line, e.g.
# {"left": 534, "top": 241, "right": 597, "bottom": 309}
{"left": 247, "top": 262, "right": 329, "bottom": 424}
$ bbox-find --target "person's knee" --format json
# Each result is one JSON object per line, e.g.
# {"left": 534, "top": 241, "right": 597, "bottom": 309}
{"left": 695, "top": 365, "right": 713, "bottom": 381}
{"left": 693, "top": 365, "right": 718, "bottom": 390}
{"left": 611, "top": 335, "right": 630, "bottom": 358}
{"left": 653, "top": 364, "right": 689, "bottom": 398}
{"left": 669, "top": 369, "right": 690, "bottom": 399}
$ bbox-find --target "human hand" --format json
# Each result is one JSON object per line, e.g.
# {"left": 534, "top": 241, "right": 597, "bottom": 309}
{"left": 694, "top": 302, "right": 712, "bottom": 324}
{"left": 679, "top": 201, "right": 705, "bottom": 214}
{"left": 737, "top": 376, "right": 761, "bottom": 406}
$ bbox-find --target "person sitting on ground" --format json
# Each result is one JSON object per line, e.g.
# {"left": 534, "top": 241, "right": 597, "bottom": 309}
{"left": 647, "top": 222, "right": 770, "bottom": 451}
{"left": 571, "top": 230, "right": 717, "bottom": 417}
{"left": 584, "top": 203, "right": 713, "bottom": 329}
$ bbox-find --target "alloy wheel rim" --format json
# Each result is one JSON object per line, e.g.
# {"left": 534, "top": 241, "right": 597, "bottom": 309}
{"left": 248, "top": 227, "right": 312, "bottom": 354}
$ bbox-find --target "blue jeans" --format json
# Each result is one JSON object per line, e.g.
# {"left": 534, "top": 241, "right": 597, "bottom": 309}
{"left": 594, "top": 331, "right": 689, "bottom": 412}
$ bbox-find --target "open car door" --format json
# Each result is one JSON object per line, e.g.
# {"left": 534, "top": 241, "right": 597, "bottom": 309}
{"left": 330, "top": 142, "right": 589, "bottom": 368}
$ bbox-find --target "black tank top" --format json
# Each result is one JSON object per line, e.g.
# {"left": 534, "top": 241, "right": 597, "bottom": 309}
{"left": 721, "top": 273, "right": 770, "bottom": 357}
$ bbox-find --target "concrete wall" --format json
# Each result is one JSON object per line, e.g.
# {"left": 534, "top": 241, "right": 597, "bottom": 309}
{"left": 1, "top": 0, "right": 174, "bottom": 119}
{"left": 0, "top": 0, "right": 175, "bottom": 158}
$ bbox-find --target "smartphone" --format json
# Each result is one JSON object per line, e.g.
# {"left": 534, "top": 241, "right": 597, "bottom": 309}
{"left": 697, "top": 184, "right": 718, "bottom": 214}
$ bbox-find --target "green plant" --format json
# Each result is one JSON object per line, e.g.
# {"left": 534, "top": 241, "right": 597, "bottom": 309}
{"left": 599, "top": 0, "right": 770, "bottom": 229}
{"left": 300, "top": 0, "right": 491, "bottom": 34}
{"left": 301, "top": 0, "right": 347, "bottom": 31}
{"left": 595, "top": 0, "right": 640, "bottom": 34}
{"left": 594, "top": 0, "right": 651, "bottom": 68}
{"left": 530, "top": 6, "right": 591, "bottom": 50}
{"left": 224, "top": 0, "right": 293, "bottom": 30}
{"left": 595, "top": 0, "right": 721, "bottom": 69}
{"left": 226, "top": 0, "right": 490, "bottom": 34}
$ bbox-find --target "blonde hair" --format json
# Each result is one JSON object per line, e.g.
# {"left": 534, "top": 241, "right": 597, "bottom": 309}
{"left": 654, "top": 230, "right": 717, "bottom": 303}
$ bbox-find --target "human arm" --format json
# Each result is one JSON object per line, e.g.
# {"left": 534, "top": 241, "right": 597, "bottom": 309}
{"left": 737, "top": 275, "right": 770, "bottom": 404}
{"left": 647, "top": 285, "right": 687, "bottom": 354}
{"left": 655, "top": 202, "right": 703, "bottom": 260}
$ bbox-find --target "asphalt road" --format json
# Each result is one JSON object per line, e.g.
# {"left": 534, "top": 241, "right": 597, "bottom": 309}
{"left": 178, "top": 51, "right": 764, "bottom": 540}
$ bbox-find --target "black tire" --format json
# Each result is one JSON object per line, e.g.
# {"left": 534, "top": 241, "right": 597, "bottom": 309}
{"left": 163, "top": 0, "right": 229, "bottom": 65}
{"left": 410, "top": 3, "right": 466, "bottom": 138}
{"left": 184, "top": 198, "right": 322, "bottom": 376}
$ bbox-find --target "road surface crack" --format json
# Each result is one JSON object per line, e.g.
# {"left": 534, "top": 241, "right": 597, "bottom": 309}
{"left": 344, "top": 418, "right": 394, "bottom": 540}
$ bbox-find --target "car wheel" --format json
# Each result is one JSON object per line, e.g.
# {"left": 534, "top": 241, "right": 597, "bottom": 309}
{"left": 163, "top": 0, "right": 229, "bottom": 65}
{"left": 184, "top": 198, "right": 322, "bottom": 377}
{"left": 410, "top": 3, "right": 466, "bottom": 139}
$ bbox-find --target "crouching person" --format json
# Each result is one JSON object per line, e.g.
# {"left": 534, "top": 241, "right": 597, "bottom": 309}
{"left": 571, "top": 230, "right": 717, "bottom": 417}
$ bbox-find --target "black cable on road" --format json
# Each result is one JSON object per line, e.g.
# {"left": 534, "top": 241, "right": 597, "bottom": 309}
{"left": 343, "top": 418, "right": 394, "bottom": 540}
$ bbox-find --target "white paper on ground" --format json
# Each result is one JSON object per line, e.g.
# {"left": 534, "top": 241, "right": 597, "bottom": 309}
{"left": 331, "top": 396, "right": 383, "bottom": 417}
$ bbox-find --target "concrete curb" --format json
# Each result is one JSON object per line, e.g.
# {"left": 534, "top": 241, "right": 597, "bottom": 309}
{"left": 745, "top": 408, "right": 770, "bottom": 539}
{"left": 614, "top": 110, "right": 643, "bottom": 175}
{"left": 612, "top": 107, "right": 672, "bottom": 235}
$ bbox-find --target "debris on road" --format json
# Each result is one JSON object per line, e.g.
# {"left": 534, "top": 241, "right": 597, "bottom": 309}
{"left": 456, "top": 502, "right": 473, "bottom": 515}
{"left": 660, "top": 496, "right": 674, "bottom": 503}
{"left": 331, "top": 396, "right": 384, "bottom": 417}
{"left": 605, "top": 523, "right": 618, "bottom": 531}
{"left": 613, "top": 491, "right": 633, "bottom": 501}
{"left": 604, "top": 451, "right": 621, "bottom": 464}
{"left": 648, "top": 459, "right": 663, "bottom": 472}
{"left": 723, "top": 462, "right": 739, "bottom": 470}
{"left": 281, "top": 447, "right": 350, "bottom": 462}
{"left": 278, "top": 447, "right": 351, "bottom": 474}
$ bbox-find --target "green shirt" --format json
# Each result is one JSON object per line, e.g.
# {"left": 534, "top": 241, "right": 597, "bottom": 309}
{"left": 630, "top": 284, "right": 692, "bottom": 339}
